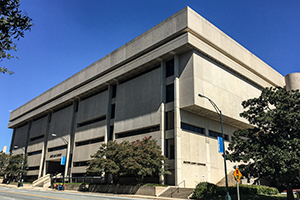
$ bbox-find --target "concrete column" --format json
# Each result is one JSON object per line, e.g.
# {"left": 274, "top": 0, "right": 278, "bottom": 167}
{"left": 64, "top": 100, "right": 78, "bottom": 180}
{"left": 65, "top": 99, "right": 78, "bottom": 179}
{"left": 205, "top": 132, "right": 211, "bottom": 182}
{"left": 174, "top": 55, "right": 182, "bottom": 185}
{"left": 9, "top": 128, "right": 16, "bottom": 154}
{"left": 41, "top": 111, "right": 52, "bottom": 177}
{"left": 285, "top": 72, "right": 300, "bottom": 91}
{"left": 160, "top": 60, "right": 166, "bottom": 184}
{"left": 64, "top": 140, "right": 71, "bottom": 180}
{"left": 106, "top": 82, "right": 117, "bottom": 142}
{"left": 25, "top": 120, "right": 32, "bottom": 154}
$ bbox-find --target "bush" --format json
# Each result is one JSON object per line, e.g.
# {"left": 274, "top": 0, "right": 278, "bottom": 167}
{"left": 192, "top": 182, "right": 279, "bottom": 199}
{"left": 192, "top": 182, "right": 218, "bottom": 199}
{"left": 255, "top": 185, "right": 279, "bottom": 195}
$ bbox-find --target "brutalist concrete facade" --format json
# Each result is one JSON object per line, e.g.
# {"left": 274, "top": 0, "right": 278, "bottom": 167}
{"left": 8, "top": 7, "right": 299, "bottom": 187}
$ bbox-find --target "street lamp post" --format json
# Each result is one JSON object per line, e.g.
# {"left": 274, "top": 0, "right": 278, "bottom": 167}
{"left": 52, "top": 133, "right": 68, "bottom": 190}
{"left": 14, "top": 145, "right": 26, "bottom": 187}
{"left": 198, "top": 93, "right": 231, "bottom": 200}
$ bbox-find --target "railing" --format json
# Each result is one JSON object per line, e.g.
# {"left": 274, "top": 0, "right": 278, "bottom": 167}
{"left": 51, "top": 175, "right": 105, "bottom": 184}
{"left": 170, "top": 180, "right": 185, "bottom": 198}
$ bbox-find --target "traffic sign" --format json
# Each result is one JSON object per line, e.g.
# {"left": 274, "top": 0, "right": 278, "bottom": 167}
{"left": 233, "top": 168, "right": 242, "bottom": 182}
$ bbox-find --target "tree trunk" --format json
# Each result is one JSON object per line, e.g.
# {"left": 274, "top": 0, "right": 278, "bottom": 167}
{"left": 287, "top": 185, "right": 295, "bottom": 200}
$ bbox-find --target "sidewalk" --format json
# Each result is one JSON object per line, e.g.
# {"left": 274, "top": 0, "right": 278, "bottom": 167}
{"left": 0, "top": 183, "right": 189, "bottom": 200}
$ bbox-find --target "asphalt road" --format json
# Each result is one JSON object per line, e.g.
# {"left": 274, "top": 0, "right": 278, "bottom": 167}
{"left": 0, "top": 186, "right": 153, "bottom": 200}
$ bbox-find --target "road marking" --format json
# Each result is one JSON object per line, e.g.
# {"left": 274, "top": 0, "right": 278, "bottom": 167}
{"left": 3, "top": 197, "right": 16, "bottom": 200}
{"left": 0, "top": 190, "right": 70, "bottom": 200}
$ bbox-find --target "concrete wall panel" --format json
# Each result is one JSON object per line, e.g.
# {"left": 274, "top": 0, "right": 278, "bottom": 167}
{"left": 75, "top": 121, "right": 106, "bottom": 142}
{"left": 30, "top": 116, "right": 47, "bottom": 138}
{"left": 72, "top": 142, "right": 104, "bottom": 162}
{"left": 27, "top": 154, "right": 42, "bottom": 167}
{"left": 12, "top": 124, "right": 29, "bottom": 149}
{"left": 114, "top": 68, "right": 161, "bottom": 133}
{"left": 47, "top": 105, "right": 73, "bottom": 148}
{"left": 77, "top": 90, "right": 108, "bottom": 123}
{"left": 179, "top": 51, "right": 194, "bottom": 108}
{"left": 27, "top": 142, "right": 43, "bottom": 152}
{"left": 193, "top": 52, "right": 262, "bottom": 123}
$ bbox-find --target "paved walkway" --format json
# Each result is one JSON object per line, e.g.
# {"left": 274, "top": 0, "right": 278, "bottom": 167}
{"left": 0, "top": 183, "right": 189, "bottom": 200}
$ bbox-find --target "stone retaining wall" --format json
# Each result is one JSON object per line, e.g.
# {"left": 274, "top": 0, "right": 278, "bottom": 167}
{"left": 64, "top": 184, "right": 166, "bottom": 196}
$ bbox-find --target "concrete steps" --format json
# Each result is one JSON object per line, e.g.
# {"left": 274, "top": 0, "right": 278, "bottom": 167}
{"left": 32, "top": 174, "right": 53, "bottom": 188}
{"left": 159, "top": 187, "right": 194, "bottom": 199}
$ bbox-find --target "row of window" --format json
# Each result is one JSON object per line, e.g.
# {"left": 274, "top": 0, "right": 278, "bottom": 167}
{"left": 181, "top": 122, "right": 229, "bottom": 141}
{"left": 48, "top": 145, "right": 67, "bottom": 152}
{"left": 181, "top": 122, "right": 204, "bottom": 135}
{"left": 75, "top": 137, "right": 104, "bottom": 147}
{"left": 30, "top": 135, "right": 44, "bottom": 142}
{"left": 209, "top": 130, "right": 229, "bottom": 141}
{"left": 77, "top": 115, "right": 106, "bottom": 128}
{"left": 28, "top": 166, "right": 40, "bottom": 171}
{"left": 73, "top": 161, "right": 88, "bottom": 167}
{"left": 28, "top": 150, "right": 42, "bottom": 156}
{"left": 115, "top": 125, "right": 160, "bottom": 139}
{"left": 183, "top": 161, "right": 206, "bottom": 166}
{"left": 31, "top": 124, "right": 228, "bottom": 155}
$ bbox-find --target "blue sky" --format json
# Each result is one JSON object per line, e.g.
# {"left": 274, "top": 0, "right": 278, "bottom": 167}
{"left": 0, "top": 0, "right": 299, "bottom": 152}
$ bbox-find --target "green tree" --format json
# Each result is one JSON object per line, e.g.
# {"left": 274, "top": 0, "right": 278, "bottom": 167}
{"left": 3, "top": 153, "right": 27, "bottom": 182}
{"left": 226, "top": 87, "right": 300, "bottom": 200}
{"left": 87, "top": 136, "right": 170, "bottom": 184}
{"left": 0, "top": 0, "right": 33, "bottom": 74}
{"left": 123, "top": 136, "right": 170, "bottom": 183}
{"left": 87, "top": 140, "right": 129, "bottom": 183}
{"left": 0, "top": 151, "right": 9, "bottom": 175}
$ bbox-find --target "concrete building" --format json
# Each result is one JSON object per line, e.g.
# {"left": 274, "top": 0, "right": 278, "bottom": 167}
{"left": 8, "top": 7, "right": 300, "bottom": 187}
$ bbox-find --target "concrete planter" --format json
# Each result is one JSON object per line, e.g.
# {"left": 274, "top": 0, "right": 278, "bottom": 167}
{"left": 136, "top": 186, "right": 167, "bottom": 196}
{"left": 65, "top": 184, "right": 167, "bottom": 196}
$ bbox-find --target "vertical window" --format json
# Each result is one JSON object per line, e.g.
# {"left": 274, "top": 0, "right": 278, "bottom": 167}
{"left": 170, "top": 144, "right": 175, "bottom": 159}
{"left": 109, "top": 125, "right": 114, "bottom": 141}
{"left": 165, "top": 111, "right": 174, "bottom": 130}
{"left": 166, "top": 138, "right": 175, "bottom": 159}
{"left": 111, "top": 84, "right": 117, "bottom": 98}
{"left": 110, "top": 104, "right": 115, "bottom": 119}
{"left": 165, "top": 139, "right": 168, "bottom": 158}
{"left": 166, "top": 84, "right": 174, "bottom": 103}
{"left": 166, "top": 59, "right": 174, "bottom": 77}
{"left": 48, "top": 113, "right": 52, "bottom": 123}
{"left": 74, "top": 101, "right": 79, "bottom": 113}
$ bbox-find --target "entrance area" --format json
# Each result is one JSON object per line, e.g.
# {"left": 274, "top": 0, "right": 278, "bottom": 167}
{"left": 46, "top": 161, "right": 65, "bottom": 175}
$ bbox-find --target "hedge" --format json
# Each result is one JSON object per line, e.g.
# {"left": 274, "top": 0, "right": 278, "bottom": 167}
{"left": 192, "top": 182, "right": 279, "bottom": 199}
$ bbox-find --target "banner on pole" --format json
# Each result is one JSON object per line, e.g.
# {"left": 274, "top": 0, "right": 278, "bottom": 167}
{"left": 61, "top": 156, "right": 66, "bottom": 165}
{"left": 218, "top": 137, "right": 224, "bottom": 153}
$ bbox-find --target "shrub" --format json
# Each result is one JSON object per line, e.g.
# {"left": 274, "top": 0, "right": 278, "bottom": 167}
{"left": 192, "top": 182, "right": 218, "bottom": 199}
{"left": 192, "top": 182, "right": 279, "bottom": 199}
{"left": 255, "top": 185, "right": 279, "bottom": 195}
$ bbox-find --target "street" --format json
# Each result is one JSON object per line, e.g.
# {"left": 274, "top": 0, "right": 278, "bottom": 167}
{"left": 0, "top": 186, "right": 153, "bottom": 200}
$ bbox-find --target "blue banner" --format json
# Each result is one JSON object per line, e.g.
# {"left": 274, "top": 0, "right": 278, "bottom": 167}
{"left": 218, "top": 137, "right": 224, "bottom": 153}
{"left": 61, "top": 156, "right": 66, "bottom": 165}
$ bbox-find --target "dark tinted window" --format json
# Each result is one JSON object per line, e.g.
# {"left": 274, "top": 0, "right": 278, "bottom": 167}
{"left": 166, "top": 59, "right": 174, "bottom": 77}
{"left": 166, "top": 84, "right": 174, "bottom": 103}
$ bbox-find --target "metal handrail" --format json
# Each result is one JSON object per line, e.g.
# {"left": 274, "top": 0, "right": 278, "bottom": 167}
{"left": 170, "top": 180, "right": 185, "bottom": 197}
